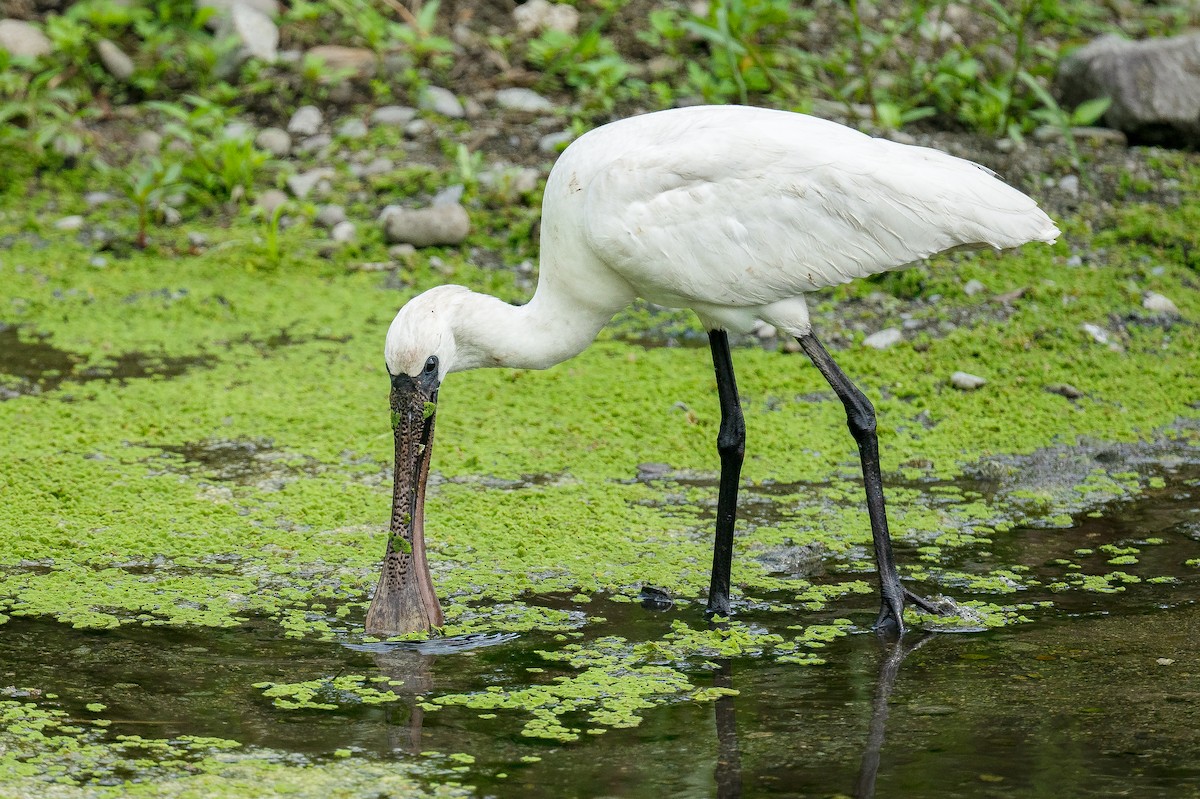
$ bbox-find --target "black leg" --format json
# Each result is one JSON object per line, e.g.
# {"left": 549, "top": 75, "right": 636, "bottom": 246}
{"left": 707, "top": 329, "right": 745, "bottom": 617}
{"left": 796, "top": 333, "right": 938, "bottom": 634}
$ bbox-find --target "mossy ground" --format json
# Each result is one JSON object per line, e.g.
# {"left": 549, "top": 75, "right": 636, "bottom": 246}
{"left": 1, "top": 158, "right": 1198, "bottom": 793}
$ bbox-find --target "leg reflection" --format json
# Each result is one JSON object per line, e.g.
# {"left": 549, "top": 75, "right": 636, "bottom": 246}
{"left": 854, "top": 634, "right": 935, "bottom": 799}
{"left": 371, "top": 648, "right": 435, "bottom": 755}
{"left": 714, "top": 660, "right": 743, "bottom": 799}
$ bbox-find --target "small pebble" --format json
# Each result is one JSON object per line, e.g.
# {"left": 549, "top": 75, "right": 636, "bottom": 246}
{"left": 419, "top": 86, "right": 465, "bottom": 118}
{"left": 963, "top": 279, "right": 985, "bottom": 296}
{"left": 380, "top": 204, "right": 470, "bottom": 247}
{"left": 404, "top": 119, "right": 431, "bottom": 138}
{"left": 863, "top": 328, "right": 902, "bottom": 349}
{"left": 495, "top": 87, "right": 555, "bottom": 113}
{"left": 370, "top": 105, "right": 417, "bottom": 127}
{"left": 136, "top": 130, "right": 163, "bottom": 153}
{"left": 336, "top": 118, "right": 368, "bottom": 139}
{"left": 255, "top": 127, "right": 291, "bottom": 157}
{"left": 315, "top": 204, "right": 347, "bottom": 229}
{"left": 1143, "top": 291, "right": 1180, "bottom": 316}
{"left": 54, "top": 215, "right": 84, "bottom": 231}
{"left": 288, "top": 105, "right": 323, "bottom": 136}
{"left": 538, "top": 130, "right": 575, "bottom": 153}
{"left": 293, "top": 133, "right": 332, "bottom": 155}
{"left": 950, "top": 371, "right": 987, "bottom": 391}
{"left": 286, "top": 168, "right": 334, "bottom": 199}
{"left": 256, "top": 188, "right": 288, "bottom": 215}
{"left": 84, "top": 191, "right": 116, "bottom": 208}
{"left": 330, "top": 220, "right": 356, "bottom": 243}
{"left": 1045, "top": 383, "right": 1083, "bottom": 399}
{"left": 754, "top": 321, "right": 777, "bottom": 340}
{"left": 1081, "top": 323, "right": 1109, "bottom": 345}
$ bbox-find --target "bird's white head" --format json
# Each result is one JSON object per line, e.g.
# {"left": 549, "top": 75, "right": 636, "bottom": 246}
{"left": 384, "top": 284, "right": 473, "bottom": 381}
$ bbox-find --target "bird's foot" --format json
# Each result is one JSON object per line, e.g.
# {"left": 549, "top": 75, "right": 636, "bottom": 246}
{"left": 872, "top": 585, "right": 956, "bottom": 636}
{"left": 873, "top": 585, "right": 982, "bottom": 635}
{"left": 705, "top": 592, "right": 732, "bottom": 619}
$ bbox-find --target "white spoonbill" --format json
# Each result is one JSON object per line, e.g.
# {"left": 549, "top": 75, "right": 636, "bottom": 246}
{"left": 367, "top": 104, "right": 1059, "bottom": 637}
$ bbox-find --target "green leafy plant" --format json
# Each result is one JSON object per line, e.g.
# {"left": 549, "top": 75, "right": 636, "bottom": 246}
{"left": 99, "top": 156, "right": 184, "bottom": 248}
{"left": 0, "top": 62, "right": 92, "bottom": 166}
{"left": 526, "top": 10, "right": 634, "bottom": 114}
{"left": 149, "top": 96, "right": 271, "bottom": 204}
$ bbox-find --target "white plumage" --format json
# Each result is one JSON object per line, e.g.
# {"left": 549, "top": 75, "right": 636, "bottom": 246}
{"left": 386, "top": 105, "right": 1057, "bottom": 378}
{"left": 370, "top": 105, "right": 1059, "bottom": 637}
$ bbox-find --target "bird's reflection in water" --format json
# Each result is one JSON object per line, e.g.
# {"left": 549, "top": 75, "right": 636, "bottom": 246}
{"left": 346, "top": 633, "right": 518, "bottom": 755}
{"left": 370, "top": 646, "right": 434, "bottom": 755}
{"left": 853, "top": 634, "right": 935, "bottom": 799}
{"left": 710, "top": 633, "right": 936, "bottom": 799}
{"left": 713, "top": 661, "right": 743, "bottom": 799}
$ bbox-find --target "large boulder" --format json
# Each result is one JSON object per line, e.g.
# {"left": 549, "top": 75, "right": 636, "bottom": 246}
{"left": 1056, "top": 33, "right": 1200, "bottom": 146}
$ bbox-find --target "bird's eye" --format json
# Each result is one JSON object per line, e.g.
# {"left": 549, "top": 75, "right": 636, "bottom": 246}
{"left": 423, "top": 356, "right": 438, "bottom": 375}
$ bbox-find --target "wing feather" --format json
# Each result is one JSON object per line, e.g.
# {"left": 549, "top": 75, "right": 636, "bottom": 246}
{"left": 581, "top": 110, "right": 1057, "bottom": 309}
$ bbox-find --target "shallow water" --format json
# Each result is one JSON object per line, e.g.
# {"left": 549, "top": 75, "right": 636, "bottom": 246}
{"left": 2, "top": 467, "right": 1198, "bottom": 798}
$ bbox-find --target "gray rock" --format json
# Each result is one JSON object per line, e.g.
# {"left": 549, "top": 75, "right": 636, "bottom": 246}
{"left": 1058, "top": 174, "right": 1080, "bottom": 198}
{"left": 222, "top": 120, "right": 253, "bottom": 140}
{"left": 512, "top": 0, "right": 579, "bottom": 34}
{"left": 863, "top": 328, "right": 902, "bottom": 350}
{"left": 136, "top": 130, "right": 163, "bottom": 153}
{"left": 293, "top": 133, "right": 331, "bottom": 155}
{"left": 306, "top": 45, "right": 376, "bottom": 78}
{"left": 404, "top": 119, "right": 430, "bottom": 138}
{"left": 256, "top": 188, "right": 288, "bottom": 215}
{"left": 380, "top": 204, "right": 470, "bottom": 247}
{"left": 950, "top": 371, "right": 987, "bottom": 391}
{"left": 963, "top": 279, "right": 986, "bottom": 296}
{"left": 315, "top": 204, "right": 347, "bottom": 229}
{"left": 287, "top": 105, "right": 323, "bottom": 137}
{"left": 0, "top": 19, "right": 52, "bottom": 59}
{"left": 330, "top": 220, "right": 356, "bottom": 243}
{"left": 357, "top": 156, "right": 394, "bottom": 177}
{"left": 222, "top": 3, "right": 278, "bottom": 62}
{"left": 495, "top": 87, "right": 554, "bottom": 113}
{"left": 1143, "top": 291, "right": 1180, "bottom": 316}
{"left": 1081, "top": 323, "right": 1110, "bottom": 345}
{"left": 1045, "top": 383, "right": 1083, "bottom": 399}
{"left": 388, "top": 243, "right": 417, "bottom": 259}
{"left": 463, "top": 97, "right": 485, "bottom": 119}
{"left": 196, "top": 0, "right": 280, "bottom": 29}
{"left": 336, "top": 118, "right": 368, "bottom": 139}
{"left": 419, "top": 86, "right": 464, "bottom": 118}
{"left": 1056, "top": 33, "right": 1200, "bottom": 145}
{"left": 255, "top": 127, "right": 291, "bottom": 157}
{"left": 84, "top": 191, "right": 116, "bottom": 208}
{"left": 432, "top": 184, "right": 464, "bottom": 206}
{"left": 286, "top": 168, "right": 334, "bottom": 199}
{"left": 187, "top": 231, "right": 208, "bottom": 248}
{"left": 538, "top": 129, "right": 575, "bottom": 153}
{"left": 370, "top": 105, "right": 417, "bottom": 127}
{"left": 55, "top": 215, "right": 84, "bottom": 231}
{"left": 95, "top": 39, "right": 135, "bottom": 80}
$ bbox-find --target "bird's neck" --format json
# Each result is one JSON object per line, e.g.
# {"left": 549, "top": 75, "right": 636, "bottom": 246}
{"left": 449, "top": 286, "right": 619, "bottom": 373}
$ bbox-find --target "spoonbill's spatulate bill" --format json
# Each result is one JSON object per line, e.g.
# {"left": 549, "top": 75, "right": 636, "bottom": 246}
{"left": 365, "top": 104, "right": 1060, "bottom": 636}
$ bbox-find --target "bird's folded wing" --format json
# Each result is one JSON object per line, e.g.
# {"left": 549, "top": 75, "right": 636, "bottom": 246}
{"left": 583, "top": 131, "right": 1057, "bottom": 308}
